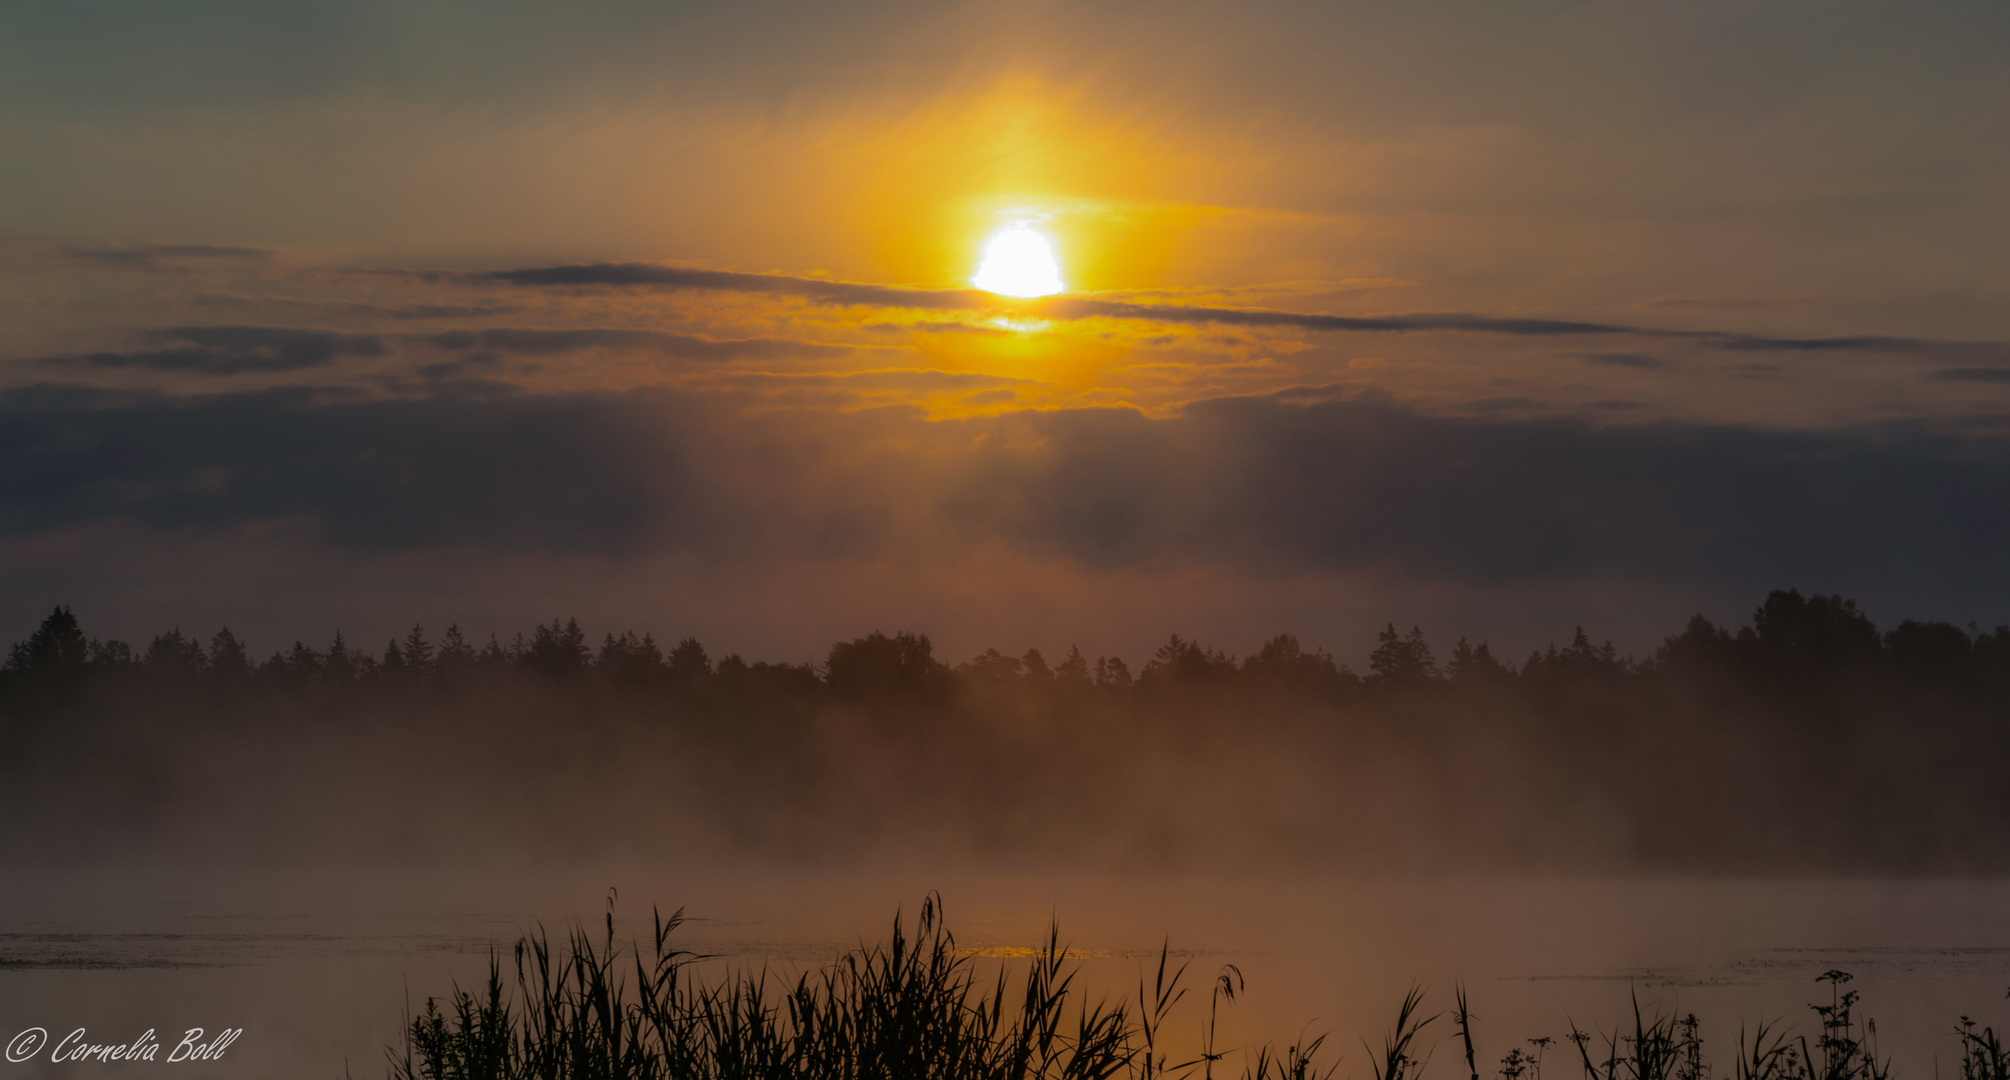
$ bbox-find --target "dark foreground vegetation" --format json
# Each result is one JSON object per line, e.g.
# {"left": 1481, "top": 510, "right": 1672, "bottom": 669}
{"left": 391, "top": 897, "right": 2010, "bottom": 1080}
{"left": 3, "top": 589, "right": 2009, "bottom": 870}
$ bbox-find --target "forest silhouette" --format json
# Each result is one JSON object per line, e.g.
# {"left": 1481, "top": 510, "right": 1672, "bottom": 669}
{"left": 3, "top": 590, "right": 2007, "bottom": 872}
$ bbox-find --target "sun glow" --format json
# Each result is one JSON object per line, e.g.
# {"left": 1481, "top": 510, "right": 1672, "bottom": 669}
{"left": 973, "top": 224, "right": 1065, "bottom": 297}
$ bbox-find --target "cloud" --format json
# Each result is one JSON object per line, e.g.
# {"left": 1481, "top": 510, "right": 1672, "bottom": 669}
{"left": 696, "top": 368, "right": 1034, "bottom": 392}
{"left": 473, "top": 263, "right": 1652, "bottom": 338}
{"left": 60, "top": 243, "right": 276, "bottom": 272}
{"left": 1046, "top": 299, "right": 1640, "bottom": 337}
{"left": 469, "top": 262, "right": 2010, "bottom": 358}
{"left": 944, "top": 395, "right": 2010, "bottom": 597}
{"left": 423, "top": 327, "right": 856, "bottom": 361}
{"left": 1, "top": 383, "right": 2006, "bottom": 613}
{"left": 471, "top": 263, "right": 988, "bottom": 310}
{"left": 862, "top": 320, "right": 1008, "bottom": 336}
{"left": 27, "top": 323, "right": 854, "bottom": 382}
{"left": 42, "top": 326, "right": 387, "bottom": 375}
{"left": 1582, "top": 353, "right": 1666, "bottom": 369}
{"left": 1645, "top": 297, "right": 1815, "bottom": 311}
{"left": 1702, "top": 334, "right": 1932, "bottom": 353}
{"left": 192, "top": 294, "right": 521, "bottom": 320}
{"left": 1050, "top": 303, "right": 2000, "bottom": 358}
{"left": 1929, "top": 367, "right": 2010, "bottom": 383}
{"left": 0, "top": 384, "right": 680, "bottom": 554}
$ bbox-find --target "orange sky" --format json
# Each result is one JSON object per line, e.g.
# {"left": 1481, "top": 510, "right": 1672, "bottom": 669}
{"left": 2, "top": 1, "right": 2008, "bottom": 663}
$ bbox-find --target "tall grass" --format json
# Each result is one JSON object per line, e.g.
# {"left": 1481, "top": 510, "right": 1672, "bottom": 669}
{"left": 390, "top": 894, "right": 1332, "bottom": 1080}
{"left": 389, "top": 900, "right": 1988, "bottom": 1080}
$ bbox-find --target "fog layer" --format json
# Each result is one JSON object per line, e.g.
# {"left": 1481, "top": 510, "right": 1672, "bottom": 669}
{"left": 4, "top": 590, "right": 2005, "bottom": 873}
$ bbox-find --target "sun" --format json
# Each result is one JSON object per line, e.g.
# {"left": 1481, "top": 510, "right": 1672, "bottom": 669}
{"left": 973, "top": 224, "right": 1065, "bottom": 297}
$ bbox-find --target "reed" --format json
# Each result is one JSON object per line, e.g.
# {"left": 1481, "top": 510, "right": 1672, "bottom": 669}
{"left": 392, "top": 893, "right": 1298, "bottom": 1080}
{"left": 389, "top": 899, "right": 1989, "bottom": 1080}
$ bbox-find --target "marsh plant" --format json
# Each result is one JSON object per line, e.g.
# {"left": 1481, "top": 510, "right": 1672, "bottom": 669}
{"left": 390, "top": 894, "right": 1332, "bottom": 1080}
{"left": 1954, "top": 989, "right": 2010, "bottom": 1080}
{"left": 386, "top": 900, "right": 2002, "bottom": 1080}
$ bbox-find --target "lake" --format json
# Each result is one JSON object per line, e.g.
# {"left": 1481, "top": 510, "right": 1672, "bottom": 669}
{"left": 4, "top": 868, "right": 2009, "bottom": 1079}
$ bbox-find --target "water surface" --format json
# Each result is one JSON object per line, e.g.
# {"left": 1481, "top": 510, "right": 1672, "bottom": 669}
{"left": 4, "top": 870, "right": 2008, "bottom": 1079}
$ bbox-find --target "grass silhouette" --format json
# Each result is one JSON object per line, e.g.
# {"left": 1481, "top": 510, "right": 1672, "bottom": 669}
{"left": 387, "top": 897, "right": 1997, "bottom": 1080}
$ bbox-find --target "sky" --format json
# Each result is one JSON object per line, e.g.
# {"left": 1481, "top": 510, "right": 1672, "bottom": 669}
{"left": 2, "top": 0, "right": 2008, "bottom": 667}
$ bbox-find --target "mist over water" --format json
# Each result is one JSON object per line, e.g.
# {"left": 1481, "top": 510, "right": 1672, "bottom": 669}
{"left": 3, "top": 2, "right": 2008, "bottom": 1076}
{"left": 5, "top": 589, "right": 2010, "bottom": 874}
{"left": 4, "top": 592, "right": 2010, "bottom": 1076}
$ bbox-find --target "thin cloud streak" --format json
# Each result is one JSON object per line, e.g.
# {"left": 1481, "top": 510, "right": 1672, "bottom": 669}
{"left": 424, "top": 327, "right": 861, "bottom": 361}
{"left": 1582, "top": 353, "right": 1668, "bottom": 369}
{"left": 697, "top": 368, "right": 1036, "bottom": 391}
{"left": 22, "top": 325, "right": 866, "bottom": 380}
{"left": 470, "top": 262, "right": 2010, "bottom": 358}
{"left": 40, "top": 326, "right": 387, "bottom": 375}
{"left": 1930, "top": 367, "right": 2010, "bottom": 383}
{"left": 472, "top": 263, "right": 991, "bottom": 310}
{"left": 60, "top": 242, "right": 277, "bottom": 272}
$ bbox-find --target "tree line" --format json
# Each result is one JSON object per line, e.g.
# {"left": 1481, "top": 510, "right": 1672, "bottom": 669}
{"left": 4, "top": 589, "right": 2010, "bottom": 871}
{"left": 4, "top": 588, "right": 2007, "bottom": 709}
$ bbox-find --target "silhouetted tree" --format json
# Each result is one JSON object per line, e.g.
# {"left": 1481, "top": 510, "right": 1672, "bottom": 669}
{"left": 1021, "top": 648, "right": 1052, "bottom": 683}
{"left": 717, "top": 654, "right": 819, "bottom": 697}
{"left": 1368, "top": 624, "right": 1438, "bottom": 685}
{"left": 3, "top": 605, "right": 91, "bottom": 696}
{"left": 436, "top": 624, "right": 474, "bottom": 671}
{"left": 1523, "top": 627, "right": 1624, "bottom": 685}
{"left": 1746, "top": 589, "right": 1881, "bottom": 671}
{"left": 1141, "top": 634, "right": 1236, "bottom": 687}
{"left": 1445, "top": 637, "right": 1510, "bottom": 682}
{"left": 1055, "top": 646, "right": 1092, "bottom": 688}
{"left": 1093, "top": 655, "right": 1132, "bottom": 689}
{"left": 1884, "top": 620, "right": 1973, "bottom": 685}
{"left": 263, "top": 641, "right": 323, "bottom": 686}
{"left": 144, "top": 629, "right": 207, "bottom": 676}
{"left": 826, "top": 631, "right": 948, "bottom": 700}
{"left": 89, "top": 638, "right": 135, "bottom": 669}
{"left": 1244, "top": 634, "right": 1344, "bottom": 686}
{"left": 402, "top": 624, "right": 435, "bottom": 678}
{"left": 959, "top": 649, "right": 1024, "bottom": 683}
{"left": 1974, "top": 626, "right": 2010, "bottom": 692}
{"left": 600, "top": 631, "right": 668, "bottom": 687}
{"left": 522, "top": 618, "right": 590, "bottom": 678}
{"left": 208, "top": 628, "right": 251, "bottom": 683}
{"left": 325, "top": 632, "right": 360, "bottom": 684}
{"left": 477, "top": 634, "right": 509, "bottom": 668}
{"left": 666, "top": 637, "right": 710, "bottom": 682}
{"left": 1656, "top": 614, "right": 1734, "bottom": 673}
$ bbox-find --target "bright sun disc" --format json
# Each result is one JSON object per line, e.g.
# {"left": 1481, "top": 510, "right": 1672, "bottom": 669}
{"left": 973, "top": 224, "right": 1064, "bottom": 297}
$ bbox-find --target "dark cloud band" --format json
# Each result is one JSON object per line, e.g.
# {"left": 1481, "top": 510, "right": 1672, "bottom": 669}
{"left": 1, "top": 383, "right": 2005, "bottom": 606}
{"left": 61, "top": 243, "right": 276, "bottom": 270}
{"left": 424, "top": 327, "right": 856, "bottom": 361}
{"left": 470, "top": 262, "right": 2006, "bottom": 359}
{"left": 1930, "top": 367, "right": 2010, "bottom": 383}
{"left": 475, "top": 263, "right": 988, "bottom": 310}
{"left": 43, "top": 326, "right": 386, "bottom": 375}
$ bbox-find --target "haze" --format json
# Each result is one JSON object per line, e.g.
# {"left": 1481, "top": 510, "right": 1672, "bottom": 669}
{"left": 2, "top": 1, "right": 2008, "bottom": 661}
